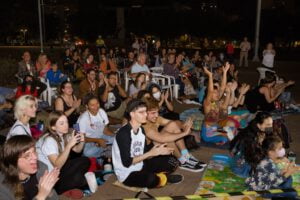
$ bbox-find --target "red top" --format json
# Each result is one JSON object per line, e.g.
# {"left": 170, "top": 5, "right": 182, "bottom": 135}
{"left": 15, "top": 86, "right": 38, "bottom": 99}
{"left": 226, "top": 44, "right": 234, "bottom": 54}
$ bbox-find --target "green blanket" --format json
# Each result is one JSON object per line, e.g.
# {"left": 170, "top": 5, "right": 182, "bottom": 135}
{"left": 195, "top": 159, "right": 300, "bottom": 195}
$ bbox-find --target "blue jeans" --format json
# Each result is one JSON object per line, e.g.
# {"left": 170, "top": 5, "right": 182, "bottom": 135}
{"left": 262, "top": 177, "right": 298, "bottom": 199}
{"left": 83, "top": 135, "right": 114, "bottom": 158}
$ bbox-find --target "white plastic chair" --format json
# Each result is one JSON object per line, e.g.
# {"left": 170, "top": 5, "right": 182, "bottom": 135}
{"left": 124, "top": 71, "right": 134, "bottom": 92}
{"left": 40, "top": 77, "right": 63, "bottom": 106}
{"left": 150, "top": 66, "right": 163, "bottom": 74}
{"left": 257, "top": 67, "right": 276, "bottom": 85}
{"left": 151, "top": 73, "right": 176, "bottom": 100}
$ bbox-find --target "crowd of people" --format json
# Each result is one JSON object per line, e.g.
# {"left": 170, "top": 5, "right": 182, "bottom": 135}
{"left": 0, "top": 36, "right": 299, "bottom": 199}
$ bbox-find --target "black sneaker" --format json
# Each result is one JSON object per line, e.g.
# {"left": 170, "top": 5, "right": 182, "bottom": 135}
{"left": 179, "top": 160, "right": 204, "bottom": 172}
{"left": 166, "top": 174, "right": 184, "bottom": 184}
{"left": 188, "top": 155, "right": 207, "bottom": 167}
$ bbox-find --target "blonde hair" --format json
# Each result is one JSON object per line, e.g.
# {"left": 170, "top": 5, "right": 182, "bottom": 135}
{"left": 14, "top": 95, "right": 36, "bottom": 120}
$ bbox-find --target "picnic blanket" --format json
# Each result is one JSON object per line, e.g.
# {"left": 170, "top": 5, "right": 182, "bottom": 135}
{"left": 195, "top": 154, "right": 300, "bottom": 196}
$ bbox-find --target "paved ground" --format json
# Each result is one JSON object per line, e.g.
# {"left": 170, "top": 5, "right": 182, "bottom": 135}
{"left": 58, "top": 60, "right": 300, "bottom": 199}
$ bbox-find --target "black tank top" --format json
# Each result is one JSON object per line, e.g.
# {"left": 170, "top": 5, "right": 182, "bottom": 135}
{"left": 58, "top": 96, "right": 80, "bottom": 126}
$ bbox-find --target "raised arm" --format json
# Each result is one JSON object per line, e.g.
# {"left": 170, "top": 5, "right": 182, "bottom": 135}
{"left": 219, "top": 62, "right": 230, "bottom": 97}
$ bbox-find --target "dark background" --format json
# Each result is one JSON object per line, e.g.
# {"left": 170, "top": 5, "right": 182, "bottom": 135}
{"left": 0, "top": 0, "right": 299, "bottom": 44}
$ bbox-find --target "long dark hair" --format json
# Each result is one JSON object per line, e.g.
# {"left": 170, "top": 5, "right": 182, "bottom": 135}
{"left": 44, "top": 111, "right": 69, "bottom": 153}
{"left": 134, "top": 72, "right": 146, "bottom": 88}
{"left": 230, "top": 112, "right": 272, "bottom": 170}
{"left": 21, "top": 75, "right": 36, "bottom": 94}
{"left": 0, "top": 135, "right": 35, "bottom": 200}
{"left": 59, "top": 80, "right": 72, "bottom": 95}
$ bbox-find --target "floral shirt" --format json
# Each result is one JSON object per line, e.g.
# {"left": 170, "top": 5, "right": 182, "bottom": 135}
{"left": 245, "top": 158, "right": 286, "bottom": 191}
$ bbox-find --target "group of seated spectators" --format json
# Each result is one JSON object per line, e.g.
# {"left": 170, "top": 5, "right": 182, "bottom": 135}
{"left": 0, "top": 38, "right": 299, "bottom": 199}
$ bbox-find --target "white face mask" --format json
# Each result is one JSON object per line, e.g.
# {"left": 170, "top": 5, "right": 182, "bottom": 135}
{"left": 153, "top": 91, "right": 161, "bottom": 100}
{"left": 276, "top": 148, "right": 286, "bottom": 158}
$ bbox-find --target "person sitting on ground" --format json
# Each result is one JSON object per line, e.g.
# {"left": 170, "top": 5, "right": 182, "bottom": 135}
{"left": 245, "top": 72, "right": 295, "bottom": 113}
{"left": 15, "top": 75, "right": 39, "bottom": 99}
{"left": 99, "top": 54, "right": 118, "bottom": 74}
{"left": 128, "top": 72, "right": 148, "bottom": 98}
{"left": 98, "top": 71, "right": 128, "bottom": 124}
{"left": 36, "top": 111, "right": 91, "bottom": 198}
{"left": 124, "top": 51, "right": 136, "bottom": 72}
{"left": 7, "top": 95, "right": 37, "bottom": 139}
{"left": 245, "top": 136, "right": 299, "bottom": 199}
{"left": 202, "top": 63, "right": 238, "bottom": 144}
{"left": 143, "top": 99, "right": 206, "bottom": 172}
{"left": 229, "top": 111, "right": 274, "bottom": 178}
{"left": 77, "top": 95, "right": 114, "bottom": 159}
{"left": 225, "top": 81, "right": 250, "bottom": 128}
{"left": 0, "top": 95, "right": 14, "bottom": 129}
{"left": 62, "top": 48, "right": 74, "bottom": 77}
{"left": 79, "top": 68, "right": 99, "bottom": 99}
{"left": 55, "top": 81, "right": 81, "bottom": 126}
{"left": 148, "top": 83, "right": 179, "bottom": 120}
{"left": 209, "top": 56, "right": 222, "bottom": 70}
{"left": 227, "top": 63, "right": 239, "bottom": 82}
{"left": 36, "top": 53, "right": 51, "bottom": 78}
{"left": 179, "top": 75, "right": 197, "bottom": 101}
{"left": 130, "top": 53, "right": 150, "bottom": 78}
{"left": 98, "top": 70, "right": 105, "bottom": 88}
{"left": 112, "top": 99, "right": 182, "bottom": 188}
{"left": 83, "top": 54, "right": 97, "bottom": 72}
{"left": 0, "top": 135, "right": 59, "bottom": 200}
{"left": 46, "top": 62, "right": 68, "bottom": 87}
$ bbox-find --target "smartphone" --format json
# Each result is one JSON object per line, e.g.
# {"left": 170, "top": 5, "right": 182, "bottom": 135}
{"left": 73, "top": 123, "right": 80, "bottom": 135}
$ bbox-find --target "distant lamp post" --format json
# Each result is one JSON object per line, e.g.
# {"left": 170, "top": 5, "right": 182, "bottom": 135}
{"left": 38, "top": 0, "right": 44, "bottom": 52}
{"left": 20, "top": 29, "right": 28, "bottom": 41}
{"left": 253, "top": 0, "right": 262, "bottom": 62}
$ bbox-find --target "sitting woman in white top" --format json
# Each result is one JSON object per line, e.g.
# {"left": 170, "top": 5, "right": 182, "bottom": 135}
{"left": 262, "top": 43, "right": 276, "bottom": 69}
{"left": 7, "top": 95, "right": 37, "bottom": 139}
{"left": 36, "top": 111, "right": 91, "bottom": 197}
{"left": 128, "top": 72, "right": 148, "bottom": 98}
{"left": 77, "top": 95, "right": 114, "bottom": 159}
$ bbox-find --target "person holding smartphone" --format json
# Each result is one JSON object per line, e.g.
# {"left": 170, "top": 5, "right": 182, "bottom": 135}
{"left": 36, "top": 111, "right": 91, "bottom": 198}
{"left": 77, "top": 95, "right": 114, "bottom": 159}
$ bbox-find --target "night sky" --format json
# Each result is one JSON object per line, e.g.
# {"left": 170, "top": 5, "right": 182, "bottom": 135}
{"left": 0, "top": 0, "right": 299, "bottom": 43}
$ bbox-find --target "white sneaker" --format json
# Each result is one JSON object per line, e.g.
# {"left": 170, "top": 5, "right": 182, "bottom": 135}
{"left": 84, "top": 172, "right": 98, "bottom": 193}
{"left": 223, "top": 126, "right": 234, "bottom": 141}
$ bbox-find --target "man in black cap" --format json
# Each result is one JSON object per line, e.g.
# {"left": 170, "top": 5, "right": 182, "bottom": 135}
{"left": 112, "top": 99, "right": 183, "bottom": 188}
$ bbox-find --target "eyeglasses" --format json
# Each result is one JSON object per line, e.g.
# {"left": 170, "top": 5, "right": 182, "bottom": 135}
{"left": 20, "top": 151, "right": 37, "bottom": 161}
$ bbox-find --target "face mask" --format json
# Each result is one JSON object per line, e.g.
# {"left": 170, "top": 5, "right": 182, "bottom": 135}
{"left": 264, "top": 127, "right": 273, "bottom": 134}
{"left": 276, "top": 148, "right": 286, "bottom": 158}
{"left": 153, "top": 92, "right": 161, "bottom": 100}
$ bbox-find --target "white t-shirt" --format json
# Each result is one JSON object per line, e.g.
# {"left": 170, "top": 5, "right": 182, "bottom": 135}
{"left": 7, "top": 120, "right": 31, "bottom": 139}
{"left": 112, "top": 125, "right": 146, "bottom": 182}
{"left": 128, "top": 84, "right": 140, "bottom": 97}
{"left": 131, "top": 63, "right": 150, "bottom": 74}
{"left": 262, "top": 50, "right": 275, "bottom": 68}
{"left": 77, "top": 109, "right": 111, "bottom": 157}
{"left": 77, "top": 109, "right": 109, "bottom": 138}
{"left": 36, "top": 135, "right": 65, "bottom": 171}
